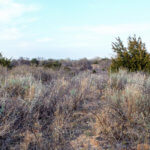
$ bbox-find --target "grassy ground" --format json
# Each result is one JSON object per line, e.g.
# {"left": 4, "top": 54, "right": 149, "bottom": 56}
{"left": 0, "top": 65, "right": 149, "bottom": 150}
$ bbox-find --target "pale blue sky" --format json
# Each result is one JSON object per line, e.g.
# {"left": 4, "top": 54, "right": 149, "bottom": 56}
{"left": 1, "top": 0, "right": 150, "bottom": 59}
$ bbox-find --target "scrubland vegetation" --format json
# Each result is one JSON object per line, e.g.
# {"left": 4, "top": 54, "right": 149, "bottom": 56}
{"left": 0, "top": 36, "right": 150, "bottom": 150}
{"left": 0, "top": 65, "right": 149, "bottom": 150}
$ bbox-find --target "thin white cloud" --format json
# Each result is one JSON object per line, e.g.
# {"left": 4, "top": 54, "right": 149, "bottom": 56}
{"left": 61, "top": 23, "right": 150, "bottom": 34}
{"left": 0, "top": 27, "right": 22, "bottom": 40}
{"left": 17, "top": 41, "right": 30, "bottom": 48}
{"left": 37, "top": 38, "right": 53, "bottom": 43}
{"left": 0, "top": 0, "right": 39, "bottom": 41}
{"left": 56, "top": 23, "right": 150, "bottom": 49}
{"left": 0, "top": 0, "right": 38, "bottom": 23}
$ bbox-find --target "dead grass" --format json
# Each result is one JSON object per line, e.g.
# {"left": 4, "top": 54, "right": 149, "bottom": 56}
{"left": 95, "top": 70, "right": 150, "bottom": 149}
{"left": 0, "top": 66, "right": 149, "bottom": 149}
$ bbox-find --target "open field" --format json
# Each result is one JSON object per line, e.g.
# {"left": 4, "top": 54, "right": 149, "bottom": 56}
{"left": 1, "top": 0, "right": 150, "bottom": 149}
{"left": 0, "top": 59, "right": 149, "bottom": 150}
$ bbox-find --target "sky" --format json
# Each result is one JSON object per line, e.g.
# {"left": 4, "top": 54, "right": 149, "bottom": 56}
{"left": 1, "top": 0, "right": 150, "bottom": 59}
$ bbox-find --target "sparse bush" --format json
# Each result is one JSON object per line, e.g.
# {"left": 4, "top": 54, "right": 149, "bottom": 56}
{"left": 0, "top": 74, "right": 44, "bottom": 100}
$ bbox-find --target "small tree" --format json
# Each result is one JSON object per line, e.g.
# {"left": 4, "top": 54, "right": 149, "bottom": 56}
{"left": 111, "top": 35, "right": 150, "bottom": 72}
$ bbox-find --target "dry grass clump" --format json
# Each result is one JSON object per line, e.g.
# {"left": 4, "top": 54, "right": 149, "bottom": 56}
{"left": 9, "top": 65, "right": 53, "bottom": 83}
{"left": 95, "top": 70, "right": 150, "bottom": 149}
{"left": 0, "top": 74, "right": 44, "bottom": 101}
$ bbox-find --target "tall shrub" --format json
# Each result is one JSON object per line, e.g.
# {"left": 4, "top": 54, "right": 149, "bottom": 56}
{"left": 111, "top": 35, "right": 150, "bottom": 72}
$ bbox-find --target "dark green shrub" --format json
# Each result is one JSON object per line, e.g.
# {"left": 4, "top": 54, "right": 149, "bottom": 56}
{"left": 111, "top": 35, "right": 150, "bottom": 72}
{"left": 64, "top": 66, "right": 71, "bottom": 72}
{"left": 0, "top": 53, "right": 11, "bottom": 68}
{"left": 92, "top": 69, "right": 96, "bottom": 73}
{"left": 93, "top": 60, "right": 99, "bottom": 64}
{"left": 43, "top": 60, "right": 62, "bottom": 70}
{"left": 31, "top": 58, "right": 39, "bottom": 66}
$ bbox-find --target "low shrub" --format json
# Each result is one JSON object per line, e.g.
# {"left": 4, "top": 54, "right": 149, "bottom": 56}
{"left": 31, "top": 58, "right": 39, "bottom": 66}
{"left": 0, "top": 53, "right": 11, "bottom": 68}
{"left": 43, "top": 60, "right": 62, "bottom": 70}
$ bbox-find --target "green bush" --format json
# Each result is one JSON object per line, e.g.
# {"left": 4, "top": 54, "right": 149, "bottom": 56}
{"left": 43, "top": 60, "right": 62, "bottom": 69}
{"left": 31, "top": 58, "right": 39, "bottom": 66}
{"left": 0, "top": 53, "right": 11, "bottom": 68}
{"left": 92, "top": 69, "right": 96, "bottom": 73}
{"left": 111, "top": 35, "right": 150, "bottom": 72}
